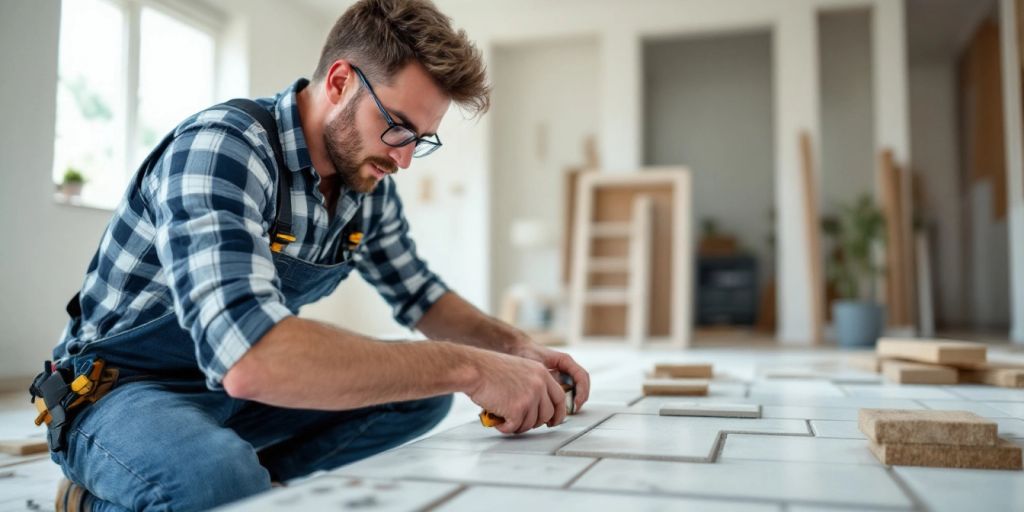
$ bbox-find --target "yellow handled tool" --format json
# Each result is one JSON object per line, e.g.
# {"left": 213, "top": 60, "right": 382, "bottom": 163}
{"left": 479, "top": 372, "right": 576, "bottom": 428}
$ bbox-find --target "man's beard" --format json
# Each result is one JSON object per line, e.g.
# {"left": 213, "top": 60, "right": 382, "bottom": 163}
{"left": 323, "top": 93, "right": 397, "bottom": 194}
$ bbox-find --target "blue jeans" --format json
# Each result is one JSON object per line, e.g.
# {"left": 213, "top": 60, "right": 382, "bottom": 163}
{"left": 51, "top": 379, "right": 452, "bottom": 511}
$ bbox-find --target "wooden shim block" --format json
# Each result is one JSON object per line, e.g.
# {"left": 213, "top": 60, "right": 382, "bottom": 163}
{"left": 858, "top": 409, "right": 998, "bottom": 446}
{"left": 868, "top": 438, "right": 1022, "bottom": 470}
{"left": 653, "top": 363, "right": 713, "bottom": 379}
{"left": 847, "top": 354, "right": 882, "bottom": 373}
{"left": 881, "top": 360, "right": 959, "bottom": 385}
{"left": 876, "top": 338, "right": 987, "bottom": 367}
{"left": 959, "top": 363, "right": 1024, "bottom": 388}
{"left": 659, "top": 402, "right": 761, "bottom": 418}
{"left": 642, "top": 379, "right": 709, "bottom": 397}
{"left": 0, "top": 439, "right": 48, "bottom": 456}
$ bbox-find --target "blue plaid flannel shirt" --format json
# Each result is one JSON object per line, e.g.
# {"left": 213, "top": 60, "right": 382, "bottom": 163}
{"left": 55, "top": 79, "right": 449, "bottom": 389}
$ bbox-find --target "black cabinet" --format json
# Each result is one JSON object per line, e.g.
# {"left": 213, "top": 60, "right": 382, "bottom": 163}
{"left": 697, "top": 255, "right": 759, "bottom": 326}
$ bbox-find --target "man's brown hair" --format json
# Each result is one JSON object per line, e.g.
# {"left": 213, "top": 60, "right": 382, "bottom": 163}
{"left": 313, "top": 0, "right": 490, "bottom": 116}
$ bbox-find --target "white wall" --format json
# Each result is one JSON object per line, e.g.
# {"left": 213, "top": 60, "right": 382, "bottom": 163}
{"left": 488, "top": 38, "right": 600, "bottom": 310}
{"left": 908, "top": 62, "right": 966, "bottom": 327}
{"left": 643, "top": 31, "right": 775, "bottom": 276}
{"left": 819, "top": 9, "right": 875, "bottom": 216}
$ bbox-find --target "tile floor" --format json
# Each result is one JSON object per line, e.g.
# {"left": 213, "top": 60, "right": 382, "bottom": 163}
{"left": 1, "top": 345, "right": 1024, "bottom": 511}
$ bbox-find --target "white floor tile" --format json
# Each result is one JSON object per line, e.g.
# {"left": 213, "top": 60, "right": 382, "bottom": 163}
{"left": 895, "top": 465, "right": 1024, "bottom": 512}
{"left": 436, "top": 486, "right": 781, "bottom": 512}
{"left": 719, "top": 433, "right": 880, "bottom": 465}
{"left": 572, "top": 458, "right": 912, "bottom": 508}
{"left": 917, "top": 400, "right": 1013, "bottom": 418}
{"left": 809, "top": 420, "right": 866, "bottom": 439}
{"left": 557, "top": 414, "right": 808, "bottom": 462}
{"left": 216, "top": 475, "right": 461, "bottom": 512}
{"left": 839, "top": 384, "right": 960, "bottom": 400}
{"left": 332, "top": 447, "right": 595, "bottom": 488}
{"left": 412, "top": 407, "right": 614, "bottom": 454}
{"left": 985, "top": 401, "right": 1024, "bottom": 419}
{"left": 993, "top": 418, "right": 1024, "bottom": 438}
{"left": 761, "top": 405, "right": 859, "bottom": 421}
{"left": 748, "top": 381, "right": 846, "bottom": 398}
{"left": 945, "top": 386, "right": 1024, "bottom": 402}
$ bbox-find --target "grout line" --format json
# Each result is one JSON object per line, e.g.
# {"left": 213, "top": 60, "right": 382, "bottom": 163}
{"left": 807, "top": 419, "right": 817, "bottom": 436}
{"left": 884, "top": 467, "right": 929, "bottom": 512}
{"left": 561, "top": 458, "right": 601, "bottom": 489}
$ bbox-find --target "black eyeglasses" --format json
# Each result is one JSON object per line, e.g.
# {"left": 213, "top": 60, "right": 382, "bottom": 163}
{"left": 351, "top": 65, "right": 442, "bottom": 158}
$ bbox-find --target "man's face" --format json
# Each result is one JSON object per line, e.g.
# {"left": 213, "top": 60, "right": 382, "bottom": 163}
{"left": 323, "top": 61, "right": 451, "bottom": 194}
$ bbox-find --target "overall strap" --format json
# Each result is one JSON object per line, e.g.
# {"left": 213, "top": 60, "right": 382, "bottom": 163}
{"left": 66, "top": 99, "right": 296, "bottom": 320}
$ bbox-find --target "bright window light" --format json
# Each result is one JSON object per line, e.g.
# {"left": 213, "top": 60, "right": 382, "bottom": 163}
{"left": 53, "top": 0, "right": 219, "bottom": 210}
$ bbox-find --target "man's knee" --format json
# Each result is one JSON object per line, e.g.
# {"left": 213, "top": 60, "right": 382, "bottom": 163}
{"left": 398, "top": 393, "right": 453, "bottom": 435}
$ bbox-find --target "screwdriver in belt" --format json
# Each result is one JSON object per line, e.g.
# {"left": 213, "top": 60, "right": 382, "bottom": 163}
{"left": 479, "top": 372, "right": 576, "bottom": 427}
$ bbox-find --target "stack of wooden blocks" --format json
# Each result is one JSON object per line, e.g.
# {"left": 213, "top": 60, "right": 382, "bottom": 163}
{"left": 852, "top": 338, "right": 1024, "bottom": 388}
{"left": 859, "top": 409, "right": 1022, "bottom": 470}
{"left": 642, "top": 363, "right": 712, "bottom": 396}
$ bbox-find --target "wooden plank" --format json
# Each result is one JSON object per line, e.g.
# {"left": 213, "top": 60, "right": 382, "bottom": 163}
{"left": 881, "top": 360, "right": 958, "bottom": 385}
{"left": 959, "top": 363, "right": 1024, "bottom": 388}
{"left": 799, "top": 132, "right": 825, "bottom": 344}
{"left": 653, "top": 363, "right": 714, "bottom": 379}
{"left": 868, "top": 438, "right": 1022, "bottom": 470}
{"left": 858, "top": 409, "right": 998, "bottom": 446}
{"left": 879, "top": 149, "right": 908, "bottom": 327}
{"left": 626, "top": 196, "right": 652, "bottom": 348}
{"left": 876, "top": 338, "right": 987, "bottom": 367}
{"left": 0, "top": 439, "right": 48, "bottom": 456}
{"left": 642, "top": 379, "right": 709, "bottom": 397}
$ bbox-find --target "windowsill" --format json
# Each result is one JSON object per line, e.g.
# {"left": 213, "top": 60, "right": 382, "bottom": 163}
{"left": 52, "top": 192, "right": 117, "bottom": 213}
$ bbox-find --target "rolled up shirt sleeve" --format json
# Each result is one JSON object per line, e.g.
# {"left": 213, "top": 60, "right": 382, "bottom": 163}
{"left": 149, "top": 119, "right": 293, "bottom": 389}
{"left": 354, "top": 178, "right": 449, "bottom": 328}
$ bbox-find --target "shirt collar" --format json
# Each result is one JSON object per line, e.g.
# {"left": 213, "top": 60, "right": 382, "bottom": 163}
{"left": 272, "top": 78, "right": 314, "bottom": 174}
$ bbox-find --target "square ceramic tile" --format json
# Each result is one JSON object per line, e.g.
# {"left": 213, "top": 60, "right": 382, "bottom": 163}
{"left": 945, "top": 386, "right": 1024, "bottom": 402}
{"left": 719, "top": 433, "right": 880, "bottom": 465}
{"left": 0, "top": 459, "right": 66, "bottom": 511}
{"left": 557, "top": 414, "right": 808, "bottom": 462}
{"left": 744, "top": 395, "right": 924, "bottom": 410}
{"left": 586, "top": 389, "right": 644, "bottom": 407}
{"left": 839, "top": 384, "right": 960, "bottom": 400}
{"left": 985, "top": 401, "right": 1024, "bottom": 419}
{"left": 917, "top": 400, "right": 1012, "bottom": 418}
{"left": 761, "top": 405, "right": 859, "bottom": 421}
{"left": 809, "top": 420, "right": 866, "bottom": 439}
{"left": 332, "top": 447, "right": 594, "bottom": 488}
{"left": 895, "top": 465, "right": 1024, "bottom": 512}
{"left": 435, "top": 485, "right": 781, "bottom": 512}
{"left": 747, "top": 381, "right": 846, "bottom": 398}
{"left": 572, "top": 458, "right": 912, "bottom": 508}
{"left": 216, "top": 475, "right": 461, "bottom": 512}
{"left": 413, "top": 407, "right": 614, "bottom": 454}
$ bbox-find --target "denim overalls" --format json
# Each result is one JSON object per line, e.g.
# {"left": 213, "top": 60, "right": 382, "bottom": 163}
{"left": 48, "top": 100, "right": 452, "bottom": 512}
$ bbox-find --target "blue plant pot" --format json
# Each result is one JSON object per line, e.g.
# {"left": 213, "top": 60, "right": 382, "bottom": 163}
{"left": 833, "top": 300, "right": 885, "bottom": 348}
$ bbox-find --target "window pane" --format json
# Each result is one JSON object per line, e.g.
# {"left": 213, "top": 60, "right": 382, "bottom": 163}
{"left": 137, "top": 7, "right": 216, "bottom": 166}
{"left": 52, "top": 0, "right": 126, "bottom": 209}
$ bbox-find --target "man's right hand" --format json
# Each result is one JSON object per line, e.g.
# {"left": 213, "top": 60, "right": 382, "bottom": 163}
{"left": 466, "top": 351, "right": 567, "bottom": 435}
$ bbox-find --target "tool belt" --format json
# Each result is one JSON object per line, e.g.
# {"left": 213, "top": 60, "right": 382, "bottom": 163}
{"left": 28, "top": 357, "right": 118, "bottom": 453}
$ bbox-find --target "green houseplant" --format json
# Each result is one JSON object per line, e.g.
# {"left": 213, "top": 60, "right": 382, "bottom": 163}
{"left": 822, "top": 194, "right": 886, "bottom": 347}
{"left": 61, "top": 168, "right": 86, "bottom": 199}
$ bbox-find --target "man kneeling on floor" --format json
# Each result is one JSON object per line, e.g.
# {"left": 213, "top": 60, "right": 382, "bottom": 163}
{"left": 32, "top": 1, "right": 590, "bottom": 510}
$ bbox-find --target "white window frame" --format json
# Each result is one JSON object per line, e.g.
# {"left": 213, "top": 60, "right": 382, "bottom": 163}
{"left": 55, "top": 0, "right": 225, "bottom": 209}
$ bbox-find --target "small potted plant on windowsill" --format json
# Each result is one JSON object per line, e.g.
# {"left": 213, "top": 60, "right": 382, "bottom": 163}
{"left": 61, "top": 168, "right": 86, "bottom": 200}
{"left": 822, "top": 194, "right": 886, "bottom": 348}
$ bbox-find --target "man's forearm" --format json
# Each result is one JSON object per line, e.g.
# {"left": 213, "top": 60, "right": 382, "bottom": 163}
{"left": 415, "top": 292, "right": 528, "bottom": 354}
{"left": 222, "top": 316, "right": 481, "bottom": 409}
